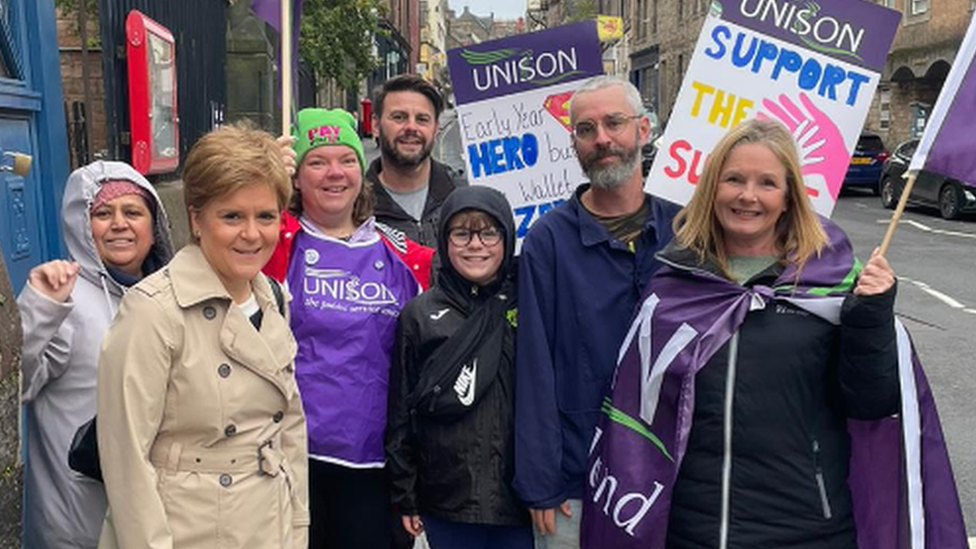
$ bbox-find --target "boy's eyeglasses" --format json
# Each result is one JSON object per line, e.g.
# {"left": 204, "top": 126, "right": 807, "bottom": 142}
{"left": 448, "top": 227, "right": 502, "bottom": 247}
{"left": 572, "top": 113, "right": 642, "bottom": 141}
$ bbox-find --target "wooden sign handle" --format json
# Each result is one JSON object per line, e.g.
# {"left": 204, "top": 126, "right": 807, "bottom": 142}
{"left": 878, "top": 171, "right": 918, "bottom": 256}
{"left": 281, "top": 0, "right": 293, "bottom": 136}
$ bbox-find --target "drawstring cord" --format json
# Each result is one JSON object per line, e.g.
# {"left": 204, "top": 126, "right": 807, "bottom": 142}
{"left": 99, "top": 272, "right": 118, "bottom": 319}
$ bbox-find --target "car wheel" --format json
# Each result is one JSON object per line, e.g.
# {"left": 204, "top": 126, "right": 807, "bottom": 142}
{"left": 880, "top": 176, "right": 899, "bottom": 210}
{"left": 939, "top": 183, "right": 962, "bottom": 220}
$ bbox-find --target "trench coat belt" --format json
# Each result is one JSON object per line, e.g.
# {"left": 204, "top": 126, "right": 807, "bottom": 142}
{"left": 149, "top": 435, "right": 284, "bottom": 476}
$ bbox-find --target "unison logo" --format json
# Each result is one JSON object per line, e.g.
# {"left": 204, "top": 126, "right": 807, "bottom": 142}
{"left": 463, "top": 47, "right": 583, "bottom": 92}
{"left": 737, "top": 0, "right": 866, "bottom": 60}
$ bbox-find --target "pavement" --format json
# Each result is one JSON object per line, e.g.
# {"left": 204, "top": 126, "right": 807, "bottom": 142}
{"left": 363, "top": 133, "right": 380, "bottom": 164}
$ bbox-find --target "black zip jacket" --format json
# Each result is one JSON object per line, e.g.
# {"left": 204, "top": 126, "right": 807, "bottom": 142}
{"left": 385, "top": 186, "right": 529, "bottom": 526}
{"left": 367, "top": 158, "right": 467, "bottom": 249}
{"left": 662, "top": 245, "right": 900, "bottom": 549}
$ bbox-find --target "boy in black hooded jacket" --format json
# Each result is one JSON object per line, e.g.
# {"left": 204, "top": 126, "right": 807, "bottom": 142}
{"left": 386, "top": 186, "right": 532, "bottom": 548}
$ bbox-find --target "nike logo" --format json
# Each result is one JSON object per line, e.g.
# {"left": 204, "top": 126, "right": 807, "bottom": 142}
{"left": 454, "top": 359, "right": 477, "bottom": 407}
{"left": 430, "top": 308, "right": 450, "bottom": 320}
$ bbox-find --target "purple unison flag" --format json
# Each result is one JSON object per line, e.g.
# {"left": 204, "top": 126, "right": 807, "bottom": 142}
{"left": 251, "top": 0, "right": 303, "bottom": 109}
{"left": 251, "top": 0, "right": 302, "bottom": 33}
{"left": 580, "top": 219, "right": 968, "bottom": 549}
{"left": 909, "top": 12, "right": 976, "bottom": 183}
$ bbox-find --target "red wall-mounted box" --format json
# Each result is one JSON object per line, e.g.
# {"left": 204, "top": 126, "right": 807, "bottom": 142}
{"left": 126, "top": 10, "right": 179, "bottom": 175}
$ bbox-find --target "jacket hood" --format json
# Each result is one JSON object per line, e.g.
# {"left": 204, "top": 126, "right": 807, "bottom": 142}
{"left": 436, "top": 186, "right": 515, "bottom": 293}
{"left": 62, "top": 161, "right": 174, "bottom": 291}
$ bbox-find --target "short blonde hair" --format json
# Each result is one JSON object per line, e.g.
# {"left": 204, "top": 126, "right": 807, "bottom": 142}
{"left": 182, "top": 122, "right": 291, "bottom": 243}
{"left": 673, "top": 119, "right": 827, "bottom": 278}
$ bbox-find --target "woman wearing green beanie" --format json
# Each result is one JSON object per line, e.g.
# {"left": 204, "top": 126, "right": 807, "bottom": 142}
{"left": 263, "top": 108, "right": 430, "bottom": 549}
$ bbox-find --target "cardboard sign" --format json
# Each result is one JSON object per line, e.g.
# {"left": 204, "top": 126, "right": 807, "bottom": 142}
{"left": 647, "top": 0, "right": 900, "bottom": 216}
{"left": 447, "top": 21, "right": 604, "bottom": 248}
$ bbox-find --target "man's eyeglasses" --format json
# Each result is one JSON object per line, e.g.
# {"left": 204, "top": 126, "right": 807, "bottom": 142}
{"left": 572, "top": 113, "right": 642, "bottom": 141}
{"left": 448, "top": 227, "right": 502, "bottom": 247}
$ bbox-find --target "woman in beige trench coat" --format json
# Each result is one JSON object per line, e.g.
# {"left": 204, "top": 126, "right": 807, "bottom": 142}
{"left": 96, "top": 124, "right": 308, "bottom": 549}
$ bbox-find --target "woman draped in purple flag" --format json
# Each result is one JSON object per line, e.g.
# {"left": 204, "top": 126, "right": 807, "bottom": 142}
{"left": 582, "top": 119, "right": 968, "bottom": 549}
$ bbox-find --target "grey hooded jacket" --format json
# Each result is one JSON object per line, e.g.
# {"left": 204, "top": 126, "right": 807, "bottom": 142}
{"left": 17, "top": 161, "right": 173, "bottom": 549}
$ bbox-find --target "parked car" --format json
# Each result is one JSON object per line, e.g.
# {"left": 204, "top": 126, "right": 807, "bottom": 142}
{"left": 844, "top": 133, "right": 889, "bottom": 194}
{"left": 641, "top": 112, "right": 663, "bottom": 178}
{"left": 879, "top": 138, "right": 976, "bottom": 220}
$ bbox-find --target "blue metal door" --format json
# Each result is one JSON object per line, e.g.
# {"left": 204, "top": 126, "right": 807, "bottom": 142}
{"left": 0, "top": 115, "right": 42, "bottom": 291}
{"left": 0, "top": 0, "right": 70, "bottom": 292}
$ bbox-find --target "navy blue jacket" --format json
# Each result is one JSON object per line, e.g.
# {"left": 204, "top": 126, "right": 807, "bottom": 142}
{"left": 513, "top": 185, "right": 680, "bottom": 508}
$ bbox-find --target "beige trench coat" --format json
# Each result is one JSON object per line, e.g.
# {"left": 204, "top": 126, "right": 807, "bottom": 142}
{"left": 97, "top": 246, "right": 308, "bottom": 549}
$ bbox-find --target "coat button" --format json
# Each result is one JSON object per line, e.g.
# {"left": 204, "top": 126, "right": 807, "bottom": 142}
{"left": 217, "top": 363, "right": 231, "bottom": 378}
{"left": 219, "top": 474, "right": 232, "bottom": 487}
{"left": 224, "top": 424, "right": 237, "bottom": 437}
{"left": 273, "top": 411, "right": 284, "bottom": 423}
{"left": 203, "top": 306, "right": 216, "bottom": 320}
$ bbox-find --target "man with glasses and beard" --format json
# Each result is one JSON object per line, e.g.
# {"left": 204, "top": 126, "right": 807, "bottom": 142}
{"left": 368, "top": 74, "right": 467, "bottom": 248}
{"left": 513, "top": 76, "right": 681, "bottom": 549}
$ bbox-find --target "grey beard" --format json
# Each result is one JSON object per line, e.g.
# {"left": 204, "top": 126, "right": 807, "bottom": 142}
{"left": 584, "top": 148, "right": 640, "bottom": 189}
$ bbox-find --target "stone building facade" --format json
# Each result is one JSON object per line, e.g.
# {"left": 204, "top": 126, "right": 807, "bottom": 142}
{"left": 446, "top": 5, "right": 525, "bottom": 49}
{"left": 870, "top": 0, "right": 974, "bottom": 148}
{"left": 628, "top": 0, "right": 708, "bottom": 124}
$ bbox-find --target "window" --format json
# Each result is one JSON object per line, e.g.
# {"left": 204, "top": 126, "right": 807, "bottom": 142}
{"left": 856, "top": 134, "right": 885, "bottom": 152}
{"left": 652, "top": 0, "right": 658, "bottom": 34}
{"left": 911, "top": 0, "right": 928, "bottom": 14}
{"left": 879, "top": 89, "right": 891, "bottom": 130}
{"left": 678, "top": 0, "right": 684, "bottom": 22}
{"left": 0, "top": 0, "right": 21, "bottom": 80}
{"left": 636, "top": 0, "right": 646, "bottom": 40}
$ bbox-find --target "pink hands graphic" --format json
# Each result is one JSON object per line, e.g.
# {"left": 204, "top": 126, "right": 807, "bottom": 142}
{"left": 758, "top": 92, "right": 849, "bottom": 202}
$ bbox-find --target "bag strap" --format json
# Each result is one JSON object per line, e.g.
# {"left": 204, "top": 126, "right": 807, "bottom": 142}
{"left": 266, "top": 275, "right": 285, "bottom": 314}
{"left": 408, "top": 290, "right": 512, "bottom": 415}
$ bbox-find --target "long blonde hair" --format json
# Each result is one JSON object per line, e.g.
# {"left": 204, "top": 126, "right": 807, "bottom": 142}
{"left": 673, "top": 119, "right": 827, "bottom": 278}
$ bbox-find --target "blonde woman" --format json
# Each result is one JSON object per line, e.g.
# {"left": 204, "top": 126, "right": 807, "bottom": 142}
{"left": 584, "top": 119, "right": 923, "bottom": 549}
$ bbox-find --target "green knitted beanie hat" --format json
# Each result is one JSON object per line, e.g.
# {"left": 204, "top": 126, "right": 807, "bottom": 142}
{"left": 292, "top": 108, "right": 365, "bottom": 173}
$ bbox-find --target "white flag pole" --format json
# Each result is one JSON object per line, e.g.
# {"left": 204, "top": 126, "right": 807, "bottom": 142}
{"left": 281, "top": 0, "right": 293, "bottom": 136}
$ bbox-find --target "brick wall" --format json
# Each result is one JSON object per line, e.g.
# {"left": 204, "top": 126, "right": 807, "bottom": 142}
{"left": 57, "top": 7, "right": 109, "bottom": 165}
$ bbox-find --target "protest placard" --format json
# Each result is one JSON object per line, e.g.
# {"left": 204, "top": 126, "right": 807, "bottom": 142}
{"left": 447, "top": 21, "right": 604, "bottom": 248}
{"left": 648, "top": 0, "right": 900, "bottom": 216}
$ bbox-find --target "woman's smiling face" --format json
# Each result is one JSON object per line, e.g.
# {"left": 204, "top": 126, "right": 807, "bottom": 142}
{"left": 713, "top": 143, "right": 789, "bottom": 256}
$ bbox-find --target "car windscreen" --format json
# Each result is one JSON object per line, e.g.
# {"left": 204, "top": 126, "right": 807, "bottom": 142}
{"left": 856, "top": 135, "right": 885, "bottom": 152}
{"left": 898, "top": 140, "right": 918, "bottom": 159}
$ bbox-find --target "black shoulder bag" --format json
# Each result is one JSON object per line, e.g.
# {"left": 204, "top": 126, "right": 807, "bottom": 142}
{"left": 408, "top": 288, "right": 515, "bottom": 419}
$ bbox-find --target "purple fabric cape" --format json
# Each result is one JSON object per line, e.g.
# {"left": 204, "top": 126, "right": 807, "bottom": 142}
{"left": 580, "top": 219, "right": 968, "bottom": 549}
